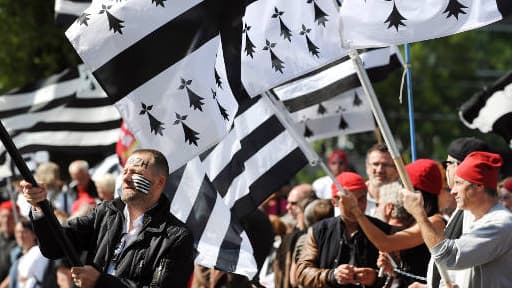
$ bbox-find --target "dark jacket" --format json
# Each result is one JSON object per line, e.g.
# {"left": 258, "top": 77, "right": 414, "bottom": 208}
{"left": 296, "top": 216, "right": 390, "bottom": 288}
{"left": 31, "top": 195, "right": 194, "bottom": 288}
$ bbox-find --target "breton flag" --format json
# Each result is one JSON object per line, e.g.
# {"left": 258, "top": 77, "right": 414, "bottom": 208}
{"left": 54, "top": 0, "right": 93, "bottom": 29}
{"left": 339, "top": 0, "right": 512, "bottom": 48}
{"left": 459, "top": 72, "right": 512, "bottom": 149}
{"left": 242, "top": 0, "right": 346, "bottom": 96}
{"left": 165, "top": 95, "right": 308, "bottom": 277}
{"left": 0, "top": 65, "right": 121, "bottom": 180}
{"left": 66, "top": 0, "right": 239, "bottom": 173}
{"left": 274, "top": 46, "right": 403, "bottom": 141}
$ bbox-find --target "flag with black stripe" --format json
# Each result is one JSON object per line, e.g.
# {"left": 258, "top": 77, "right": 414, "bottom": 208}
{"left": 273, "top": 46, "right": 403, "bottom": 140}
{"left": 54, "top": 0, "right": 93, "bottom": 29}
{"left": 164, "top": 95, "right": 308, "bottom": 277}
{"left": 0, "top": 65, "right": 121, "bottom": 180}
{"left": 66, "top": 0, "right": 240, "bottom": 173}
{"left": 339, "top": 0, "right": 512, "bottom": 48}
{"left": 459, "top": 71, "right": 512, "bottom": 149}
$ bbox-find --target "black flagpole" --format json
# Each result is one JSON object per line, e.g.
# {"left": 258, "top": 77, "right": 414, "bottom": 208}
{"left": 0, "top": 120, "right": 82, "bottom": 267}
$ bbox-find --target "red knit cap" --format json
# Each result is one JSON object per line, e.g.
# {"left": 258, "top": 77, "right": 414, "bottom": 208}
{"left": 328, "top": 150, "right": 348, "bottom": 164}
{"left": 504, "top": 178, "right": 512, "bottom": 192}
{"left": 331, "top": 172, "right": 367, "bottom": 198}
{"left": 406, "top": 159, "right": 442, "bottom": 195}
{"left": 456, "top": 151, "right": 502, "bottom": 189}
{"left": 0, "top": 200, "right": 19, "bottom": 213}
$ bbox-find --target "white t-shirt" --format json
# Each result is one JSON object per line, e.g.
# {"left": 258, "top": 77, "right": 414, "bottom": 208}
{"left": 16, "top": 245, "right": 49, "bottom": 288}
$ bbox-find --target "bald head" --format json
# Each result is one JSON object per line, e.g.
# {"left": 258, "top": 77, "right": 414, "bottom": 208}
{"left": 287, "top": 184, "right": 314, "bottom": 219}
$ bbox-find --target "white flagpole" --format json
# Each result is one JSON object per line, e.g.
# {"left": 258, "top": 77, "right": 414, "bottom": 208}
{"left": 263, "top": 91, "right": 347, "bottom": 195}
{"left": 347, "top": 49, "right": 453, "bottom": 287}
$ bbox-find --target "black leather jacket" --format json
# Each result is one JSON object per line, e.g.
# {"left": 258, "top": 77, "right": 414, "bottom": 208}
{"left": 31, "top": 195, "right": 194, "bottom": 288}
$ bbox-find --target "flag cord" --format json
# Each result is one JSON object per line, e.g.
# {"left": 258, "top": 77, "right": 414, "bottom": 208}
{"left": 263, "top": 92, "right": 347, "bottom": 195}
{"left": 347, "top": 49, "right": 453, "bottom": 286}
{"left": 404, "top": 43, "right": 417, "bottom": 161}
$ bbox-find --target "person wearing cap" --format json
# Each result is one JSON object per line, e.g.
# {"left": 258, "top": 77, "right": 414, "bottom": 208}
{"left": 403, "top": 151, "right": 512, "bottom": 288}
{"left": 365, "top": 144, "right": 399, "bottom": 218}
{"left": 498, "top": 177, "right": 512, "bottom": 211}
{"left": 312, "top": 150, "right": 349, "bottom": 200}
{"left": 296, "top": 172, "right": 390, "bottom": 288}
{"left": 0, "top": 201, "right": 19, "bottom": 286}
{"left": 341, "top": 159, "right": 446, "bottom": 285}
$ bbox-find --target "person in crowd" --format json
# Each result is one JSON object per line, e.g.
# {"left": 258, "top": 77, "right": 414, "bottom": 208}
{"left": 498, "top": 177, "right": 512, "bottom": 211}
{"left": 21, "top": 149, "right": 194, "bottom": 287}
{"left": 436, "top": 163, "right": 456, "bottom": 221}
{"left": 403, "top": 151, "right": 512, "bottom": 287}
{"left": 275, "top": 184, "right": 315, "bottom": 288}
{"left": 67, "top": 160, "right": 98, "bottom": 212}
{"left": 33, "top": 162, "right": 66, "bottom": 215}
{"left": 0, "top": 201, "right": 18, "bottom": 287}
{"left": 312, "top": 150, "right": 349, "bottom": 199}
{"left": 54, "top": 259, "right": 72, "bottom": 288}
{"left": 341, "top": 159, "right": 446, "bottom": 287}
{"left": 95, "top": 173, "right": 116, "bottom": 202}
{"left": 290, "top": 199, "right": 333, "bottom": 287}
{"left": 296, "top": 172, "right": 390, "bottom": 288}
{"left": 410, "top": 137, "right": 490, "bottom": 288}
{"left": 259, "top": 215, "right": 287, "bottom": 288}
{"left": 365, "top": 144, "right": 399, "bottom": 217}
{"left": 8, "top": 217, "right": 49, "bottom": 288}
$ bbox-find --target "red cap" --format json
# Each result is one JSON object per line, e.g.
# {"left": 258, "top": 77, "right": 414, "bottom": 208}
{"left": 406, "top": 159, "right": 442, "bottom": 195}
{"left": 328, "top": 150, "right": 348, "bottom": 164}
{"left": 331, "top": 172, "right": 367, "bottom": 198}
{"left": 456, "top": 151, "right": 502, "bottom": 189}
{"left": 504, "top": 178, "right": 512, "bottom": 192}
{"left": 0, "top": 200, "right": 19, "bottom": 213}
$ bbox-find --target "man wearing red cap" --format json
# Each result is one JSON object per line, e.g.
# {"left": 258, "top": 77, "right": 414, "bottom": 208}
{"left": 498, "top": 178, "right": 512, "bottom": 211}
{"left": 296, "top": 172, "right": 389, "bottom": 288}
{"left": 404, "top": 152, "right": 512, "bottom": 288}
{"left": 312, "top": 150, "right": 349, "bottom": 199}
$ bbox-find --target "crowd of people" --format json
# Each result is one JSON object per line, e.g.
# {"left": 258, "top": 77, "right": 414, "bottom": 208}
{"left": 0, "top": 138, "right": 510, "bottom": 287}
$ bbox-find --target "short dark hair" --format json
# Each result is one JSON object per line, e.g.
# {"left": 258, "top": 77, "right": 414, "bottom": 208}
{"left": 366, "top": 143, "right": 389, "bottom": 160}
{"left": 132, "top": 149, "right": 169, "bottom": 176}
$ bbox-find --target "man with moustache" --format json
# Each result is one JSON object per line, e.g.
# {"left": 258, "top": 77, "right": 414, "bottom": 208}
{"left": 21, "top": 149, "right": 194, "bottom": 288}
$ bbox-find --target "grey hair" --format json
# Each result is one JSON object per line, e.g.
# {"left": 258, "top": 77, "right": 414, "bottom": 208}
{"left": 379, "top": 181, "right": 411, "bottom": 221}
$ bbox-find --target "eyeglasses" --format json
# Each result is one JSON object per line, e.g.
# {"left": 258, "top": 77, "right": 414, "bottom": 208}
{"left": 288, "top": 201, "right": 298, "bottom": 206}
{"left": 441, "top": 160, "right": 459, "bottom": 169}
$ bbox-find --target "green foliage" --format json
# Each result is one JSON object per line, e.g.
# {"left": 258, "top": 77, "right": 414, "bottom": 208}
{"left": 0, "top": 0, "right": 79, "bottom": 93}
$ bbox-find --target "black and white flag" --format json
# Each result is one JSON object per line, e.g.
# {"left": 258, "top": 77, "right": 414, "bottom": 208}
{"left": 54, "top": 0, "right": 93, "bottom": 29}
{"left": 242, "top": 0, "right": 346, "bottom": 96}
{"left": 459, "top": 72, "right": 512, "bottom": 149}
{"left": 66, "top": 0, "right": 239, "bottom": 173}
{"left": 165, "top": 95, "right": 308, "bottom": 277}
{"left": 339, "top": 0, "right": 512, "bottom": 48}
{"left": 0, "top": 65, "right": 121, "bottom": 179}
{"left": 273, "top": 47, "right": 403, "bottom": 140}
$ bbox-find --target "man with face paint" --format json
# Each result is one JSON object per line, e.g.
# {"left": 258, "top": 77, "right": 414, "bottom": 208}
{"left": 20, "top": 149, "right": 194, "bottom": 288}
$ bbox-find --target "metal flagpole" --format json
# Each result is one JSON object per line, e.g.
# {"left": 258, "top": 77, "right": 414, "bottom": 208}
{"left": 0, "top": 120, "right": 83, "bottom": 267}
{"left": 347, "top": 49, "right": 453, "bottom": 287}
{"left": 404, "top": 43, "right": 417, "bottom": 161}
{"left": 263, "top": 91, "right": 347, "bottom": 195}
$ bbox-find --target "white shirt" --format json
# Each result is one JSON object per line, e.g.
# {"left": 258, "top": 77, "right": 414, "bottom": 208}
{"left": 16, "top": 246, "right": 49, "bottom": 288}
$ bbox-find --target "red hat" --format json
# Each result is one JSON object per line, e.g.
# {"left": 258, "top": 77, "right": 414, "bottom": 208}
{"left": 504, "top": 178, "right": 512, "bottom": 192}
{"left": 456, "top": 151, "right": 502, "bottom": 189}
{"left": 0, "top": 200, "right": 19, "bottom": 213}
{"left": 331, "top": 172, "right": 367, "bottom": 198}
{"left": 328, "top": 150, "right": 348, "bottom": 164}
{"left": 406, "top": 159, "right": 442, "bottom": 195}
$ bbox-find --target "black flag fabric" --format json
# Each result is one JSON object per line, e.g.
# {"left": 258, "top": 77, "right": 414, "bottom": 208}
{"left": 0, "top": 65, "right": 121, "bottom": 180}
{"left": 459, "top": 72, "right": 512, "bottom": 149}
{"left": 339, "top": 0, "right": 512, "bottom": 48}
{"left": 66, "top": 0, "right": 239, "bottom": 173}
{"left": 165, "top": 95, "right": 308, "bottom": 277}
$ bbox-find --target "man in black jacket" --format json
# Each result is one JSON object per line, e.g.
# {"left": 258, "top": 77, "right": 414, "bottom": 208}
{"left": 21, "top": 149, "right": 194, "bottom": 288}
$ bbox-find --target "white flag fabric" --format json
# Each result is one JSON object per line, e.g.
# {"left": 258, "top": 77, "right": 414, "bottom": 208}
{"left": 165, "top": 95, "right": 308, "bottom": 277}
{"left": 460, "top": 72, "right": 512, "bottom": 148}
{"left": 242, "top": 0, "right": 346, "bottom": 96}
{"left": 55, "top": 0, "right": 93, "bottom": 28}
{"left": 339, "top": 0, "right": 511, "bottom": 48}
{"left": 0, "top": 65, "right": 121, "bottom": 180}
{"left": 273, "top": 47, "right": 403, "bottom": 141}
{"left": 66, "top": 0, "right": 239, "bottom": 173}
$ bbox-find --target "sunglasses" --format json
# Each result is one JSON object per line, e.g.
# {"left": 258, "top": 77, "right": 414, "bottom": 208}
{"left": 441, "top": 160, "right": 459, "bottom": 169}
{"left": 288, "top": 201, "right": 298, "bottom": 206}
